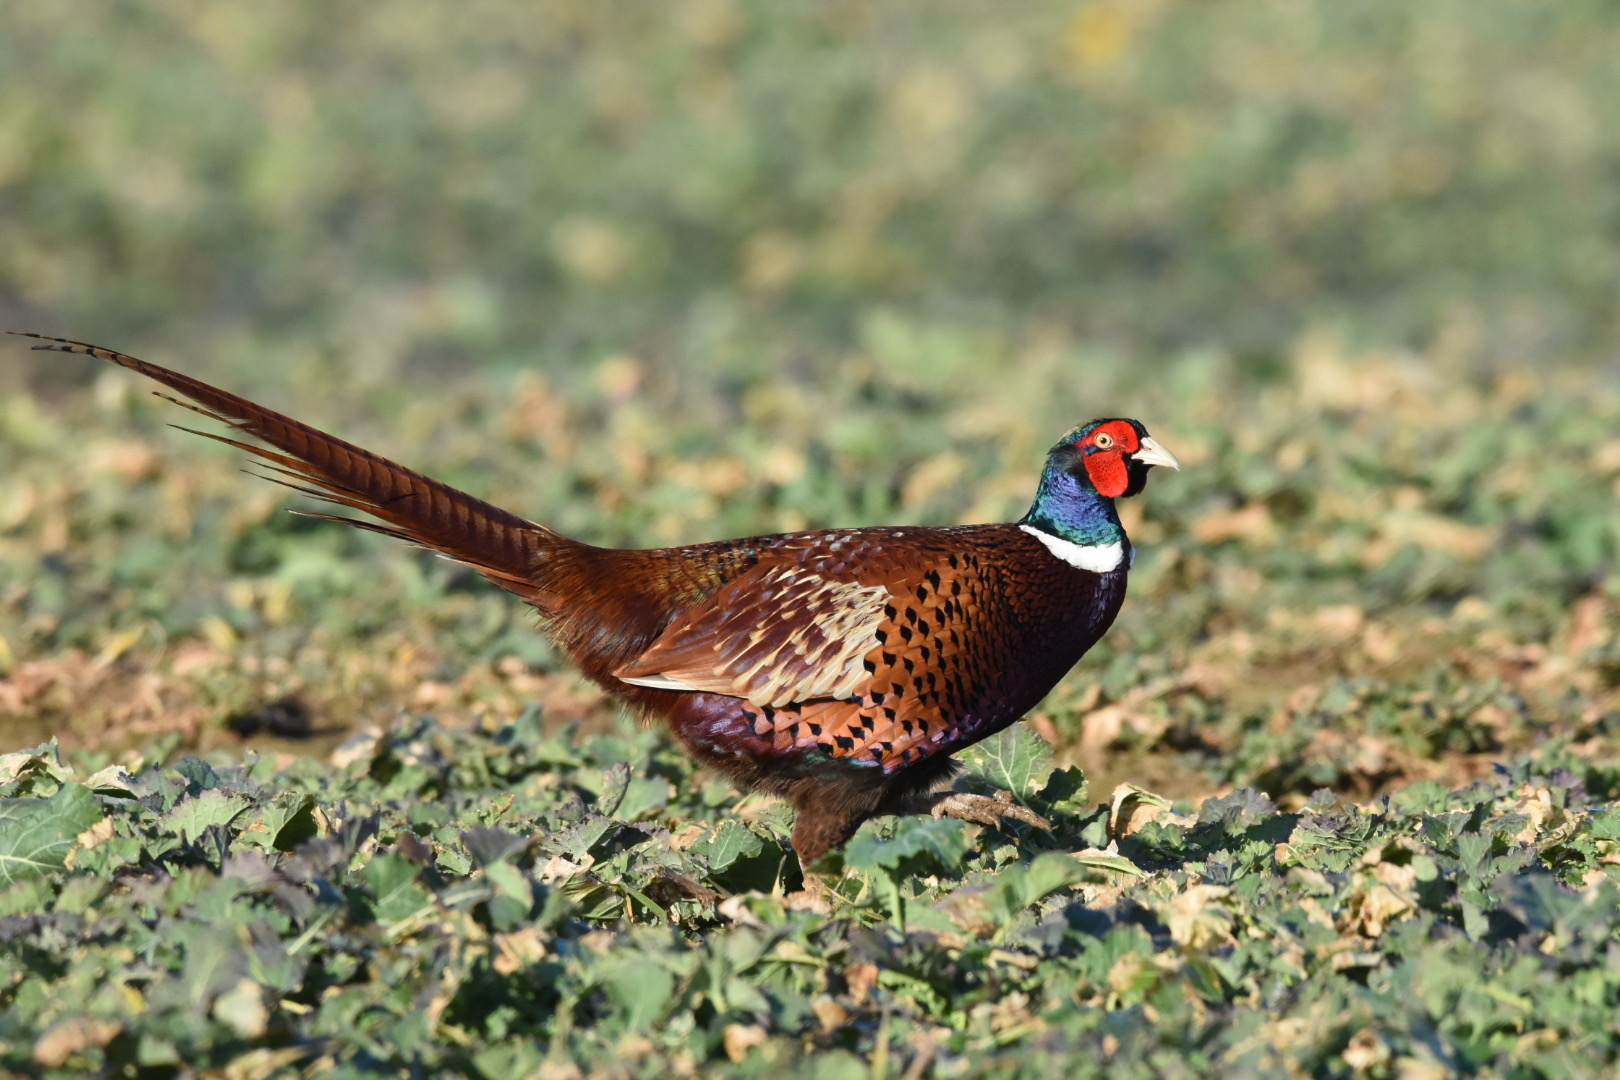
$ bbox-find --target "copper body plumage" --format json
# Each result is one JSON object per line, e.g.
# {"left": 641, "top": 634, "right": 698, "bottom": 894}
{"left": 19, "top": 334, "right": 1178, "bottom": 864}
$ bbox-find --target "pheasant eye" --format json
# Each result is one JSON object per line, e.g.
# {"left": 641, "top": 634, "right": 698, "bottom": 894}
{"left": 1093, "top": 432, "right": 1114, "bottom": 449}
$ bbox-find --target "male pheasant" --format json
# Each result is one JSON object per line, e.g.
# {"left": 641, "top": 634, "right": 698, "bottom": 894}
{"left": 17, "top": 334, "right": 1179, "bottom": 863}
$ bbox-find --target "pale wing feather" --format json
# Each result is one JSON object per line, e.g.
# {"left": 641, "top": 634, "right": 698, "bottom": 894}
{"left": 614, "top": 563, "right": 892, "bottom": 707}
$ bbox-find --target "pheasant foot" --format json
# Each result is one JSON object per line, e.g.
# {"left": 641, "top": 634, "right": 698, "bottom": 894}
{"left": 927, "top": 790, "right": 1052, "bottom": 832}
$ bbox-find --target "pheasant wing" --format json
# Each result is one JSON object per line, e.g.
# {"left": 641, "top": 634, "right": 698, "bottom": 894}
{"left": 614, "top": 560, "right": 893, "bottom": 708}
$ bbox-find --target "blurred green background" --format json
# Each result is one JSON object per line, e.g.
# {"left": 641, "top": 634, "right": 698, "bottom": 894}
{"left": 2, "top": 1, "right": 1619, "bottom": 801}
{"left": 6, "top": 1, "right": 1620, "bottom": 378}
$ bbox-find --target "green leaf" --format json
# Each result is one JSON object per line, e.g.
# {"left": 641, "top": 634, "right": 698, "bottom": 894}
{"left": 175, "top": 757, "right": 222, "bottom": 792}
{"left": 703, "top": 820, "right": 765, "bottom": 874}
{"left": 436, "top": 846, "right": 473, "bottom": 876}
{"left": 984, "top": 852, "right": 1085, "bottom": 925}
{"left": 366, "top": 853, "right": 432, "bottom": 926}
{"left": 136, "top": 1035, "right": 181, "bottom": 1067}
{"left": 806, "top": 1051, "right": 868, "bottom": 1080}
{"left": 1022, "top": 851, "right": 1085, "bottom": 901}
{"left": 1587, "top": 806, "right": 1620, "bottom": 842}
{"left": 485, "top": 861, "right": 533, "bottom": 906}
{"left": 82, "top": 765, "right": 143, "bottom": 800}
{"left": 599, "top": 957, "right": 674, "bottom": 1030}
{"left": 0, "top": 744, "right": 73, "bottom": 796}
{"left": 242, "top": 793, "right": 319, "bottom": 852}
{"left": 213, "top": 977, "right": 269, "bottom": 1039}
{"left": 595, "top": 762, "right": 630, "bottom": 815}
{"left": 178, "top": 927, "right": 249, "bottom": 1012}
{"left": 462, "top": 826, "right": 528, "bottom": 867}
{"left": 1072, "top": 849, "right": 1144, "bottom": 876}
{"left": 959, "top": 724, "right": 1055, "bottom": 797}
{"left": 0, "top": 783, "right": 103, "bottom": 886}
{"left": 473, "top": 1040, "right": 547, "bottom": 1080}
{"left": 0, "top": 877, "right": 52, "bottom": 917}
{"left": 552, "top": 817, "right": 616, "bottom": 861}
{"left": 845, "top": 816, "right": 969, "bottom": 873}
{"left": 616, "top": 776, "right": 673, "bottom": 822}
{"left": 160, "top": 789, "right": 252, "bottom": 846}
{"left": 722, "top": 974, "right": 771, "bottom": 1014}
{"left": 1036, "top": 765, "right": 1089, "bottom": 812}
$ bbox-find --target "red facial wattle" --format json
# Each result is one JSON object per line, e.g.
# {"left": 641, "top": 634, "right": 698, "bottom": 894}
{"left": 1077, "top": 420, "right": 1141, "bottom": 497}
{"left": 1083, "top": 449, "right": 1129, "bottom": 497}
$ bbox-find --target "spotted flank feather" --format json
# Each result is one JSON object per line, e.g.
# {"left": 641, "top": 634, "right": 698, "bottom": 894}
{"left": 621, "top": 525, "right": 1128, "bottom": 773}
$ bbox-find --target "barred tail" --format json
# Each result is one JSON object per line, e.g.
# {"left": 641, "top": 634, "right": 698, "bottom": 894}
{"left": 15, "top": 332, "right": 574, "bottom": 608}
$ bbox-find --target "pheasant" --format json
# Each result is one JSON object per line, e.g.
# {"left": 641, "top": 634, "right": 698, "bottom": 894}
{"left": 16, "top": 333, "right": 1179, "bottom": 864}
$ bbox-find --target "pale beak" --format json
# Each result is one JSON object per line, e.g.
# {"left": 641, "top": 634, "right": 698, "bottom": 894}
{"left": 1132, "top": 435, "right": 1181, "bottom": 471}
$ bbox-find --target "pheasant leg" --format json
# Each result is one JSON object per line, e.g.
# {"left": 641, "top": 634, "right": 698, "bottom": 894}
{"left": 925, "top": 789, "right": 1052, "bottom": 832}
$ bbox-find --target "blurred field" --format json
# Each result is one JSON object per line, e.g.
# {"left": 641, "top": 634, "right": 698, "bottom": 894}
{"left": 6, "top": 2, "right": 1620, "bottom": 367}
{"left": 3, "top": 2, "right": 1620, "bottom": 1076}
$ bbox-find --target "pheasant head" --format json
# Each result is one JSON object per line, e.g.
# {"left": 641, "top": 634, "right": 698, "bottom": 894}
{"left": 1021, "top": 418, "right": 1179, "bottom": 556}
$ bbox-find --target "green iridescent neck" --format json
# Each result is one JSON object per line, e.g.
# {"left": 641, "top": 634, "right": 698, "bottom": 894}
{"left": 1019, "top": 459, "right": 1126, "bottom": 547}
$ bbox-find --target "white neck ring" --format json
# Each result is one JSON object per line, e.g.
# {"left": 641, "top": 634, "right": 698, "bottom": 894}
{"left": 1018, "top": 525, "right": 1127, "bottom": 573}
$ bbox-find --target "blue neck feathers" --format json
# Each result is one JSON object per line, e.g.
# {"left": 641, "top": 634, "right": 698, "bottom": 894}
{"left": 1020, "top": 461, "right": 1126, "bottom": 547}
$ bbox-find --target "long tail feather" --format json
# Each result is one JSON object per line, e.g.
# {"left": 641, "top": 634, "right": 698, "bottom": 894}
{"left": 14, "top": 332, "right": 571, "bottom": 607}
